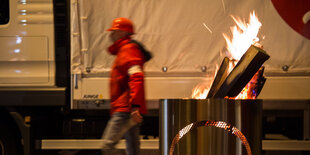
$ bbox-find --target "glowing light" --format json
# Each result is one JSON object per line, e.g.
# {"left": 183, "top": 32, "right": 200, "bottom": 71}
{"left": 203, "top": 23, "right": 213, "bottom": 33}
{"left": 20, "top": 19, "right": 27, "bottom": 23}
{"left": 15, "top": 70, "right": 22, "bottom": 73}
{"left": 20, "top": 0, "right": 27, "bottom": 4}
{"left": 14, "top": 49, "right": 21, "bottom": 53}
{"left": 191, "top": 83, "right": 209, "bottom": 99}
{"left": 191, "top": 11, "right": 263, "bottom": 99}
{"left": 221, "top": 0, "right": 226, "bottom": 13}
{"left": 223, "top": 11, "right": 262, "bottom": 61}
{"left": 191, "top": 65, "right": 218, "bottom": 99}
{"left": 16, "top": 37, "right": 22, "bottom": 44}
{"left": 234, "top": 67, "right": 264, "bottom": 99}
{"left": 20, "top": 10, "right": 27, "bottom": 15}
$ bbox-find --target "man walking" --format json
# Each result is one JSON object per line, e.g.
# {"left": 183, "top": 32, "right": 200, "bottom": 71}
{"left": 101, "top": 17, "right": 152, "bottom": 155}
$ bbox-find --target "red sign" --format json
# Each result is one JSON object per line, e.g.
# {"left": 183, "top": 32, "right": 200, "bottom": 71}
{"left": 271, "top": 0, "right": 310, "bottom": 39}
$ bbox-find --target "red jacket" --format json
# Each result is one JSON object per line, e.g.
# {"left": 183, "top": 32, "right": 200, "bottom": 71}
{"left": 108, "top": 36, "right": 147, "bottom": 115}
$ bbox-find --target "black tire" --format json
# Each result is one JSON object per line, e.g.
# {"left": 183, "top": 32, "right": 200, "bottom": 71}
{"left": 0, "top": 124, "right": 22, "bottom": 155}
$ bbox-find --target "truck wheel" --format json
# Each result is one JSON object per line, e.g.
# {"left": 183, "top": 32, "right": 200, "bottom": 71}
{"left": 0, "top": 125, "right": 22, "bottom": 155}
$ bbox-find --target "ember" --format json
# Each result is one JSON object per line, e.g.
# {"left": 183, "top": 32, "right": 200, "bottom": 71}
{"left": 233, "top": 66, "right": 266, "bottom": 99}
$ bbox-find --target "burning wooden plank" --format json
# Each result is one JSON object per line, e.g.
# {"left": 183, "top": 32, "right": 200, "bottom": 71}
{"left": 250, "top": 66, "right": 266, "bottom": 98}
{"left": 212, "top": 45, "right": 270, "bottom": 98}
{"left": 206, "top": 57, "right": 230, "bottom": 98}
{"left": 232, "top": 66, "right": 266, "bottom": 99}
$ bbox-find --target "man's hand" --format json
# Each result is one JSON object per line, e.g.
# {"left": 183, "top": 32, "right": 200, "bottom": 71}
{"left": 131, "top": 108, "right": 143, "bottom": 123}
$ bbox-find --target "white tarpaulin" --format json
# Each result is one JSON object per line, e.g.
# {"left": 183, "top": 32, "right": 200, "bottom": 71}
{"left": 71, "top": 0, "right": 310, "bottom": 75}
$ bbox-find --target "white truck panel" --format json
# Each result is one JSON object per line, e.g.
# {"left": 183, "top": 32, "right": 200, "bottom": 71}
{"left": 258, "top": 76, "right": 310, "bottom": 100}
{"left": 71, "top": 0, "right": 310, "bottom": 104}
{"left": 74, "top": 76, "right": 212, "bottom": 100}
{"left": 0, "top": 0, "right": 55, "bottom": 86}
{"left": 74, "top": 76, "right": 310, "bottom": 100}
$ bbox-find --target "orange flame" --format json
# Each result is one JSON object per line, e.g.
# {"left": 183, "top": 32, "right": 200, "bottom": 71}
{"left": 191, "top": 83, "right": 210, "bottom": 99}
{"left": 191, "top": 65, "right": 218, "bottom": 99}
{"left": 223, "top": 11, "right": 262, "bottom": 61}
{"left": 233, "top": 67, "right": 263, "bottom": 99}
{"left": 224, "top": 11, "right": 262, "bottom": 99}
{"left": 191, "top": 11, "right": 262, "bottom": 99}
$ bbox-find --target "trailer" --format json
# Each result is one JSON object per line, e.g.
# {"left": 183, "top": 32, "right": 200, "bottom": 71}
{"left": 0, "top": 0, "right": 310, "bottom": 155}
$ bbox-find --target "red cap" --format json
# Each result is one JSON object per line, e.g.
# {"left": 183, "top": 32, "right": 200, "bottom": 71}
{"left": 106, "top": 17, "right": 134, "bottom": 33}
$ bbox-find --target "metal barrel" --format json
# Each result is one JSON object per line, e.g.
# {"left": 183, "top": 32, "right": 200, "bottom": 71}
{"left": 159, "top": 99, "right": 262, "bottom": 155}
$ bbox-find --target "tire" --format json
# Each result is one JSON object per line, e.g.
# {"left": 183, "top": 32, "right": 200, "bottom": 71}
{"left": 0, "top": 124, "right": 22, "bottom": 155}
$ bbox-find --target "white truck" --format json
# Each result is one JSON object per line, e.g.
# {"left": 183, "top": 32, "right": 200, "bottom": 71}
{"left": 0, "top": 0, "right": 310, "bottom": 154}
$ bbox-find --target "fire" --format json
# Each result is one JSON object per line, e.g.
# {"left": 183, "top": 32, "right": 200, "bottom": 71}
{"left": 234, "top": 66, "right": 264, "bottom": 99}
{"left": 192, "top": 11, "right": 262, "bottom": 99}
{"left": 191, "top": 83, "right": 210, "bottom": 99}
{"left": 224, "top": 11, "right": 262, "bottom": 99}
{"left": 191, "top": 65, "right": 218, "bottom": 99}
{"left": 223, "top": 11, "right": 262, "bottom": 61}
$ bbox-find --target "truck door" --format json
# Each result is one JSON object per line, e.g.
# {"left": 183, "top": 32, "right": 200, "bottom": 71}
{"left": 0, "top": 0, "right": 55, "bottom": 87}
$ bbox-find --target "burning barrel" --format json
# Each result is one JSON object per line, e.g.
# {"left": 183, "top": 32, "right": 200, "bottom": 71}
{"left": 158, "top": 10, "right": 270, "bottom": 154}
{"left": 159, "top": 99, "right": 262, "bottom": 155}
{"left": 159, "top": 45, "right": 269, "bottom": 155}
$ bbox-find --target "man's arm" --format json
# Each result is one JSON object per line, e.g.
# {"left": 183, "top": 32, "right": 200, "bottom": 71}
{"left": 128, "top": 65, "right": 145, "bottom": 123}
